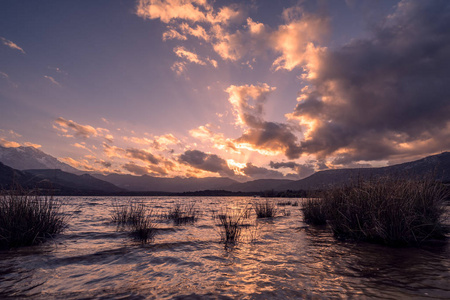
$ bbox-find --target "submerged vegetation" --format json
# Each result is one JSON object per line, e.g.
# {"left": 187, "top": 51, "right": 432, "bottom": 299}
{"left": 0, "top": 189, "right": 67, "bottom": 249}
{"left": 302, "top": 177, "right": 449, "bottom": 245}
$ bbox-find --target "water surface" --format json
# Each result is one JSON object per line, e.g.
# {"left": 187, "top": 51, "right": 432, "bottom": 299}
{"left": 0, "top": 196, "right": 449, "bottom": 299}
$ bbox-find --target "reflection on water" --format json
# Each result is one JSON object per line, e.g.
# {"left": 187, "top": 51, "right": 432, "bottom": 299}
{"left": 0, "top": 197, "right": 449, "bottom": 299}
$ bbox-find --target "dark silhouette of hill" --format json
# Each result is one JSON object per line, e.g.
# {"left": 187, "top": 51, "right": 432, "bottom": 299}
{"left": 280, "top": 152, "right": 450, "bottom": 191}
{"left": 223, "top": 179, "right": 295, "bottom": 192}
{"left": 25, "top": 169, "right": 124, "bottom": 193}
{"left": 92, "top": 173, "right": 237, "bottom": 193}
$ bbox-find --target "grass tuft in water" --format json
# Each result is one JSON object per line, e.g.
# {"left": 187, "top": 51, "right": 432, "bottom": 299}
{"left": 0, "top": 189, "right": 67, "bottom": 249}
{"left": 254, "top": 200, "right": 277, "bottom": 218}
{"left": 111, "top": 200, "right": 156, "bottom": 243}
{"left": 214, "top": 208, "right": 249, "bottom": 246}
{"left": 165, "top": 203, "right": 199, "bottom": 225}
{"left": 302, "top": 177, "right": 449, "bottom": 245}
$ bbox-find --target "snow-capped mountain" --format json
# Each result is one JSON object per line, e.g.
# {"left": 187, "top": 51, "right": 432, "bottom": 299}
{"left": 0, "top": 145, "right": 79, "bottom": 173}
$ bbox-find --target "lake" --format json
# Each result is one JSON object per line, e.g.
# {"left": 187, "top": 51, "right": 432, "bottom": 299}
{"left": 0, "top": 196, "right": 449, "bottom": 299}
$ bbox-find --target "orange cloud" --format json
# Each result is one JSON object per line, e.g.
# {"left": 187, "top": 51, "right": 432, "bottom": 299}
{"left": 54, "top": 117, "right": 98, "bottom": 138}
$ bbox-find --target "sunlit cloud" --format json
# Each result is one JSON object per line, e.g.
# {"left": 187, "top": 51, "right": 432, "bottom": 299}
{"left": 0, "top": 138, "right": 21, "bottom": 148}
{"left": 286, "top": 0, "right": 450, "bottom": 164}
{"left": 60, "top": 157, "right": 96, "bottom": 171}
{"left": 54, "top": 117, "right": 98, "bottom": 138}
{"left": 179, "top": 149, "right": 235, "bottom": 176}
{"left": 0, "top": 37, "right": 25, "bottom": 54}
{"left": 162, "top": 28, "right": 187, "bottom": 41}
{"left": 126, "top": 148, "right": 160, "bottom": 165}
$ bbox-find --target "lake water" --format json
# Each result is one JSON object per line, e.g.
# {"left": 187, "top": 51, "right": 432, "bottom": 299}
{"left": 0, "top": 196, "right": 449, "bottom": 299}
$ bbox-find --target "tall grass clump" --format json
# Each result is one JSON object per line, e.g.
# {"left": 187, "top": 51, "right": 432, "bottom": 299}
{"left": 0, "top": 190, "right": 67, "bottom": 249}
{"left": 214, "top": 208, "right": 249, "bottom": 246}
{"left": 165, "top": 203, "right": 199, "bottom": 225}
{"left": 301, "top": 198, "right": 327, "bottom": 225}
{"left": 303, "top": 177, "right": 449, "bottom": 245}
{"left": 111, "top": 200, "right": 156, "bottom": 243}
{"left": 254, "top": 200, "right": 277, "bottom": 218}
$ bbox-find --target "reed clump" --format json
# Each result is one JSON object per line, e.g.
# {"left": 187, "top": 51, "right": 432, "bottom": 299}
{"left": 214, "top": 208, "right": 249, "bottom": 245}
{"left": 254, "top": 200, "right": 277, "bottom": 218}
{"left": 301, "top": 198, "right": 327, "bottom": 225}
{"left": 302, "top": 177, "right": 449, "bottom": 245}
{"left": 0, "top": 190, "right": 67, "bottom": 248}
{"left": 277, "top": 200, "right": 298, "bottom": 207}
{"left": 165, "top": 203, "right": 199, "bottom": 225}
{"left": 111, "top": 200, "right": 156, "bottom": 243}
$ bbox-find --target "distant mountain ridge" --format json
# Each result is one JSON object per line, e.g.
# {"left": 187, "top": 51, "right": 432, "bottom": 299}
{"left": 0, "top": 146, "right": 79, "bottom": 173}
{"left": 92, "top": 173, "right": 238, "bottom": 193}
{"left": 280, "top": 152, "right": 450, "bottom": 191}
{"left": 0, "top": 144, "right": 448, "bottom": 193}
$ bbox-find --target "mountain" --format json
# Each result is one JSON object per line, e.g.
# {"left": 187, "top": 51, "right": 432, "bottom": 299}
{"left": 25, "top": 169, "right": 125, "bottom": 193}
{"left": 0, "top": 162, "right": 41, "bottom": 190}
{"left": 281, "top": 152, "right": 450, "bottom": 191}
{"left": 0, "top": 161, "right": 125, "bottom": 194}
{"left": 93, "top": 173, "right": 237, "bottom": 193}
{"left": 0, "top": 146, "right": 79, "bottom": 173}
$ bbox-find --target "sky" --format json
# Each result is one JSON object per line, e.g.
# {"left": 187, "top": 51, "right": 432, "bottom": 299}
{"left": 1, "top": 0, "right": 449, "bottom": 181}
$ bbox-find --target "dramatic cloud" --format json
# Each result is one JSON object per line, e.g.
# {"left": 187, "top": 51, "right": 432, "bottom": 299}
{"left": 269, "top": 161, "right": 315, "bottom": 179}
{"left": 241, "top": 163, "right": 287, "bottom": 180}
{"left": 288, "top": 0, "right": 450, "bottom": 163}
{"left": 226, "top": 84, "right": 303, "bottom": 158}
{"left": 271, "top": 7, "right": 328, "bottom": 71}
{"left": 0, "top": 37, "right": 25, "bottom": 54}
{"left": 54, "top": 117, "right": 98, "bottom": 138}
{"left": 179, "top": 149, "right": 234, "bottom": 176}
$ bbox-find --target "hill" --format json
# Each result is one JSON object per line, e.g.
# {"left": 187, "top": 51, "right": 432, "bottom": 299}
{"left": 281, "top": 152, "right": 450, "bottom": 191}
{"left": 92, "top": 173, "right": 237, "bottom": 193}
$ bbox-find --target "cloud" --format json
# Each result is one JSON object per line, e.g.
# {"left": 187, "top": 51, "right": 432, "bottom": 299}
{"left": 179, "top": 149, "right": 234, "bottom": 176}
{"left": 171, "top": 61, "right": 187, "bottom": 76}
{"left": 44, "top": 75, "right": 61, "bottom": 86}
{"left": 173, "top": 46, "right": 218, "bottom": 68}
{"left": 126, "top": 148, "right": 160, "bottom": 165}
{"left": 225, "top": 83, "right": 303, "bottom": 158}
{"left": 123, "top": 162, "right": 149, "bottom": 175}
{"left": 136, "top": 0, "right": 212, "bottom": 23}
{"left": 241, "top": 163, "right": 287, "bottom": 180}
{"left": 0, "top": 138, "right": 21, "bottom": 148}
{"left": 226, "top": 83, "right": 276, "bottom": 127}
{"left": 271, "top": 7, "right": 328, "bottom": 71}
{"left": 269, "top": 161, "right": 315, "bottom": 178}
{"left": 287, "top": 0, "right": 450, "bottom": 163}
{"left": 60, "top": 157, "right": 96, "bottom": 171}
{"left": 162, "top": 28, "right": 187, "bottom": 41}
{"left": 0, "top": 37, "right": 25, "bottom": 54}
{"left": 54, "top": 117, "right": 98, "bottom": 138}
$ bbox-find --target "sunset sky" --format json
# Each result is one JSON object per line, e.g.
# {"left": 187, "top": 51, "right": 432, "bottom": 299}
{"left": 1, "top": 0, "right": 449, "bottom": 181}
